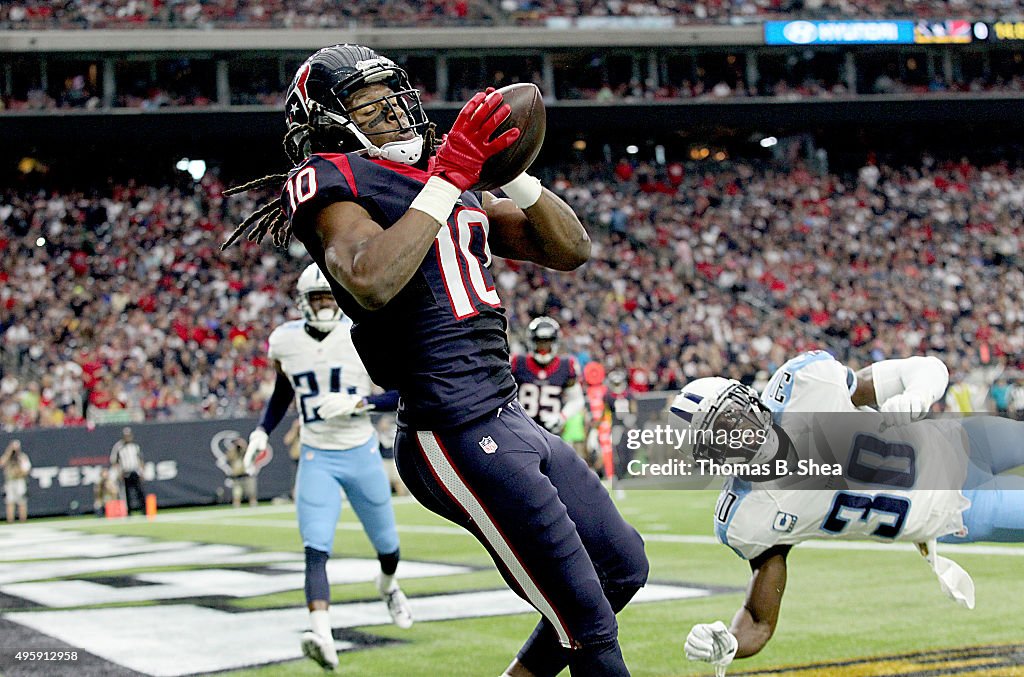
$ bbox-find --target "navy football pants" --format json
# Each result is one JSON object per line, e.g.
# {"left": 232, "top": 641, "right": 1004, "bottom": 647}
{"left": 395, "top": 399, "right": 648, "bottom": 677}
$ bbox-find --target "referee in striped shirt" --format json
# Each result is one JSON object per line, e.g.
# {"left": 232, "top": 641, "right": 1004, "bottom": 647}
{"left": 110, "top": 427, "right": 145, "bottom": 515}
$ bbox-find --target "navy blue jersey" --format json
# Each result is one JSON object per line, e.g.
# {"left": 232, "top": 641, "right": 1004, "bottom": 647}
{"left": 281, "top": 152, "right": 516, "bottom": 429}
{"left": 510, "top": 354, "right": 578, "bottom": 425}
{"left": 604, "top": 389, "right": 634, "bottom": 423}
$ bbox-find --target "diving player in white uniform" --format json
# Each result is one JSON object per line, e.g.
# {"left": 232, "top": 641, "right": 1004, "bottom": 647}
{"left": 673, "top": 351, "right": 1024, "bottom": 674}
{"left": 245, "top": 264, "right": 412, "bottom": 671}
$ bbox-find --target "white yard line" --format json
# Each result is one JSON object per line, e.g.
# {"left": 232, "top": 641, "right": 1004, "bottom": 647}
{"left": 78, "top": 513, "right": 1024, "bottom": 558}
{"left": 640, "top": 533, "right": 1024, "bottom": 557}
{"left": 20, "top": 499, "right": 1024, "bottom": 558}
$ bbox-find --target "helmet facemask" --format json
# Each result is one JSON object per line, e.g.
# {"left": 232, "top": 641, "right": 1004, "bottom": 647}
{"left": 532, "top": 338, "right": 557, "bottom": 365}
{"left": 335, "top": 80, "right": 429, "bottom": 164}
{"left": 690, "top": 383, "right": 779, "bottom": 466}
{"left": 299, "top": 289, "right": 343, "bottom": 333}
{"left": 296, "top": 264, "right": 343, "bottom": 332}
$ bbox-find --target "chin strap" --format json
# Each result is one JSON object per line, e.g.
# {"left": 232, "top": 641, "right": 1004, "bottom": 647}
{"left": 370, "top": 137, "right": 425, "bottom": 165}
{"left": 317, "top": 106, "right": 424, "bottom": 165}
{"left": 307, "top": 103, "right": 423, "bottom": 165}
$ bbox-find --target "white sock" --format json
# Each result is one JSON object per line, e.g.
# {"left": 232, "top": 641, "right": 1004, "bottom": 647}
{"left": 378, "top": 573, "right": 396, "bottom": 593}
{"left": 310, "top": 608, "right": 332, "bottom": 640}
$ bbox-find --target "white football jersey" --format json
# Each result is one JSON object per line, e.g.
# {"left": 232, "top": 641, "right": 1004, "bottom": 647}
{"left": 268, "top": 320, "right": 375, "bottom": 450}
{"left": 761, "top": 350, "right": 859, "bottom": 414}
{"left": 713, "top": 351, "right": 969, "bottom": 560}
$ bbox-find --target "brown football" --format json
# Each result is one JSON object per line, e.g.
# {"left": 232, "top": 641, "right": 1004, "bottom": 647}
{"left": 472, "top": 83, "right": 546, "bottom": 191}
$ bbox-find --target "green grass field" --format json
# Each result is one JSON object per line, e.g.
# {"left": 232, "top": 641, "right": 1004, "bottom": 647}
{"left": 4, "top": 490, "right": 1024, "bottom": 676}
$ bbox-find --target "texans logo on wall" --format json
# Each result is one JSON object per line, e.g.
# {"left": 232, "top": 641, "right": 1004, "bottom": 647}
{"left": 209, "top": 429, "right": 273, "bottom": 476}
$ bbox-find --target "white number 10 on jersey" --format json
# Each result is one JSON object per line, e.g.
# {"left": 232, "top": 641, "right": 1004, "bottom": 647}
{"left": 435, "top": 209, "right": 501, "bottom": 319}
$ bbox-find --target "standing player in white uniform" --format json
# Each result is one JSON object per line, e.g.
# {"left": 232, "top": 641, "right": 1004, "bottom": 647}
{"left": 673, "top": 351, "right": 1024, "bottom": 674}
{"left": 245, "top": 264, "right": 412, "bottom": 671}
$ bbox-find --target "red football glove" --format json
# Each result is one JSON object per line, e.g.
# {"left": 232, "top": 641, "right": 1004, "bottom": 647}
{"left": 432, "top": 87, "right": 521, "bottom": 192}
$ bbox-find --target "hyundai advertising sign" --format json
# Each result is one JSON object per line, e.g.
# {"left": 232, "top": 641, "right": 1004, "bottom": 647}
{"left": 765, "top": 20, "right": 916, "bottom": 45}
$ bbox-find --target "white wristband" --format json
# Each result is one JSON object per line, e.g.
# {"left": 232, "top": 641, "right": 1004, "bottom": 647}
{"left": 500, "top": 173, "right": 543, "bottom": 209}
{"left": 410, "top": 176, "right": 461, "bottom": 225}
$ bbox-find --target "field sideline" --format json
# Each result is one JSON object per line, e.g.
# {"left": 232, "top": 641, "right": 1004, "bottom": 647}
{"left": 2, "top": 491, "right": 1023, "bottom": 677}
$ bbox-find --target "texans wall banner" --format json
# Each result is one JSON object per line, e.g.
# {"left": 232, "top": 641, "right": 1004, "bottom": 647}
{"left": 0, "top": 417, "right": 298, "bottom": 517}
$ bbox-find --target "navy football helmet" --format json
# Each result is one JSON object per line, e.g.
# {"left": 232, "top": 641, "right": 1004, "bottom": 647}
{"left": 284, "top": 44, "right": 430, "bottom": 166}
{"left": 528, "top": 317, "right": 560, "bottom": 366}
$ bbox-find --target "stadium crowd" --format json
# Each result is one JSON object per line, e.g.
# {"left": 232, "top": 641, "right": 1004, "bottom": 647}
{"left": 500, "top": 156, "right": 1024, "bottom": 395}
{"left": 2, "top": 0, "right": 1022, "bottom": 28}
{"left": 0, "top": 0, "right": 483, "bottom": 29}
{"left": 1, "top": 155, "right": 1023, "bottom": 430}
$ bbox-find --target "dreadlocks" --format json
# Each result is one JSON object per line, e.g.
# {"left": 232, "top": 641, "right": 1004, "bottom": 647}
{"left": 221, "top": 121, "right": 437, "bottom": 252}
{"left": 220, "top": 124, "right": 314, "bottom": 250}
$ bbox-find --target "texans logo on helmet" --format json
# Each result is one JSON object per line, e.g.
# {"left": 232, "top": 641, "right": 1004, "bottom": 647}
{"left": 288, "top": 63, "right": 312, "bottom": 122}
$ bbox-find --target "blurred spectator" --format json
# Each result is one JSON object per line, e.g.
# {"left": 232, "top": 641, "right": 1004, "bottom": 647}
{"left": 59, "top": 75, "right": 100, "bottom": 109}
{"left": 497, "top": 155, "right": 1024, "bottom": 401}
{"left": 0, "top": 175, "right": 293, "bottom": 429}
{"left": 991, "top": 379, "right": 1011, "bottom": 416}
{"left": 225, "top": 437, "right": 258, "bottom": 507}
{"left": 93, "top": 466, "right": 121, "bottom": 517}
{"left": 1, "top": 439, "right": 31, "bottom": 522}
{"left": 1012, "top": 382, "right": 1024, "bottom": 419}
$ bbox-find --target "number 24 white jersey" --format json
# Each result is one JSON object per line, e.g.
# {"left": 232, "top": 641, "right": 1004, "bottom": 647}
{"left": 268, "top": 320, "right": 375, "bottom": 451}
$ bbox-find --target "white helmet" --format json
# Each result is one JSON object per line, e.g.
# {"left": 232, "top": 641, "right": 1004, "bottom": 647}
{"left": 296, "top": 264, "right": 343, "bottom": 332}
{"left": 670, "top": 377, "right": 779, "bottom": 465}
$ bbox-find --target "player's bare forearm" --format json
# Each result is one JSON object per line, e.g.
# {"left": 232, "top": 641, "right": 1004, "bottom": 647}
{"left": 851, "top": 366, "right": 877, "bottom": 407}
{"left": 486, "top": 190, "right": 591, "bottom": 271}
{"left": 523, "top": 189, "right": 591, "bottom": 269}
{"left": 730, "top": 605, "right": 773, "bottom": 658}
{"left": 317, "top": 201, "right": 442, "bottom": 310}
{"left": 732, "top": 547, "right": 789, "bottom": 658}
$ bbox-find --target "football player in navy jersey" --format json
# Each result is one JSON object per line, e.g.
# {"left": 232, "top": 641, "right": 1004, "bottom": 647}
{"left": 224, "top": 45, "right": 648, "bottom": 677}
{"left": 511, "top": 317, "right": 585, "bottom": 435}
{"left": 604, "top": 370, "right": 638, "bottom": 475}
